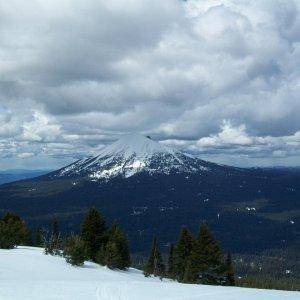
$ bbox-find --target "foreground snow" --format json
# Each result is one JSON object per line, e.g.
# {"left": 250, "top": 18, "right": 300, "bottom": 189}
{"left": 0, "top": 247, "right": 298, "bottom": 300}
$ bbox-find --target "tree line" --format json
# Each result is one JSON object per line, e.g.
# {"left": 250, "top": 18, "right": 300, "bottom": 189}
{"left": 0, "top": 212, "right": 31, "bottom": 248}
{"left": 0, "top": 209, "right": 235, "bottom": 287}
{"left": 43, "top": 207, "right": 131, "bottom": 269}
{"left": 0, "top": 208, "right": 130, "bottom": 270}
{"left": 144, "top": 223, "right": 235, "bottom": 286}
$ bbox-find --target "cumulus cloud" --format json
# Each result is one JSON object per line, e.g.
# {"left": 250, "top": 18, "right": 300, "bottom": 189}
{"left": 17, "top": 152, "right": 35, "bottom": 159}
{"left": 196, "top": 120, "right": 253, "bottom": 147}
{"left": 161, "top": 120, "right": 300, "bottom": 166}
{"left": 0, "top": 0, "right": 300, "bottom": 168}
{"left": 21, "top": 111, "right": 61, "bottom": 142}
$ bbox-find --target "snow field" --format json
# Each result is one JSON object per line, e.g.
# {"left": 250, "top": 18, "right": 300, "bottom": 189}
{"left": 0, "top": 247, "right": 299, "bottom": 300}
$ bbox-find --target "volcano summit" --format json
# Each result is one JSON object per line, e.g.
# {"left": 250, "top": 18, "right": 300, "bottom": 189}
{"left": 52, "top": 134, "right": 210, "bottom": 180}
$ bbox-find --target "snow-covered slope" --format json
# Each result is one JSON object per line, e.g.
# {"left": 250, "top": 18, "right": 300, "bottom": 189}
{"left": 52, "top": 134, "right": 210, "bottom": 180}
{"left": 0, "top": 247, "right": 298, "bottom": 300}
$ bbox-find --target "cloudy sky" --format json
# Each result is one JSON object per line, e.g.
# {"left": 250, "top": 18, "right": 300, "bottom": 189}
{"left": 1, "top": 0, "right": 300, "bottom": 170}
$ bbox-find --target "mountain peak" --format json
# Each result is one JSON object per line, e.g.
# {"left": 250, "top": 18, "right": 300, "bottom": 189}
{"left": 100, "top": 133, "right": 173, "bottom": 159}
{"left": 54, "top": 133, "right": 210, "bottom": 180}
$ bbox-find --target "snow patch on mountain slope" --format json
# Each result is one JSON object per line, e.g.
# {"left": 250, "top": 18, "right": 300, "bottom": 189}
{"left": 0, "top": 247, "right": 298, "bottom": 300}
{"left": 100, "top": 134, "right": 176, "bottom": 159}
{"left": 54, "top": 134, "right": 210, "bottom": 180}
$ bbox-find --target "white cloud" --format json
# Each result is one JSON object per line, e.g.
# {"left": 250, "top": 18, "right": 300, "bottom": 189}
{"left": 21, "top": 111, "right": 61, "bottom": 142}
{"left": 196, "top": 120, "right": 252, "bottom": 147}
{"left": 0, "top": 0, "right": 300, "bottom": 168}
{"left": 17, "top": 152, "right": 35, "bottom": 159}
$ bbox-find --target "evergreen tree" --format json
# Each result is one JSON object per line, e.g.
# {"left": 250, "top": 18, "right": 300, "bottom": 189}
{"left": 63, "top": 235, "right": 87, "bottom": 266}
{"left": 51, "top": 218, "right": 62, "bottom": 255}
{"left": 173, "top": 227, "right": 194, "bottom": 282}
{"left": 0, "top": 212, "right": 30, "bottom": 249}
{"left": 186, "top": 223, "right": 223, "bottom": 285}
{"left": 153, "top": 243, "right": 165, "bottom": 279}
{"left": 115, "top": 226, "right": 130, "bottom": 269}
{"left": 103, "top": 223, "right": 130, "bottom": 270}
{"left": 144, "top": 236, "right": 165, "bottom": 278}
{"left": 144, "top": 237, "right": 157, "bottom": 277}
{"left": 52, "top": 218, "right": 59, "bottom": 241}
{"left": 80, "top": 207, "right": 107, "bottom": 261}
{"left": 105, "top": 240, "right": 122, "bottom": 269}
{"left": 23, "top": 228, "right": 33, "bottom": 246}
{"left": 167, "top": 243, "right": 175, "bottom": 279}
{"left": 224, "top": 252, "right": 235, "bottom": 286}
{"left": 35, "top": 228, "right": 44, "bottom": 247}
{"left": 183, "top": 258, "right": 195, "bottom": 283}
{"left": 95, "top": 244, "right": 106, "bottom": 266}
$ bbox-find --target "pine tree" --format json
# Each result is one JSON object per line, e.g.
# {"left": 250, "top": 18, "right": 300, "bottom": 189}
{"left": 52, "top": 218, "right": 59, "bottom": 241}
{"left": 105, "top": 240, "right": 122, "bottom": 269}
{"left": 183, "top": 258, "right": 195, "bottom": 283}
{"left": 51, "top": 218, "right": 62, "bottom": 255}
{"left": 189, "top": 223, "right": 223, "bottom": 285}
{"left": 183, "top": 237, "right": 201, "bottom": 283}
{"left": 115, "top": 227, "right": 130, "bottom": 269}
{"left": 153, "top": 243, "right": 165, "bottom": 279}
{"left": 144, "top": 236, "right": 165, "bottom": 278}
{"left": 23, "top": 228, "right": 33, "bottom": 246}
{"left": 80, "top": 207, "right": 107, "bottom": 261}
{"left": 144, "top": 237, "right": 157, "bottom": 277}
{"left": 95, "top": 244, "right": 106, "bottom": 266}
{"left": 0, "top": 212, "right": 30, "bottom": 249}
{"left": 224, "top": 252, "right": 235, "bottom": 286}
{"left": 34, "top": 228, "right": 44, "bottom": 247}
{"left": 167, "top": 243, "right": 175, "bottom": 279}
{"left": 63, "top": 235, "right": 87, "bottom": 266}
{"left": 103, "top": 223, "right": 130, "bottom": 270}
{"left": 173, "top": 227, "right": 194, "bottom": 282}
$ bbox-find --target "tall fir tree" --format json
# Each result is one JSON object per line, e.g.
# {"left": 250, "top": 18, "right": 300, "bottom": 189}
{"left": 182, "top": 258, "right": 195, "bottom": 283}
{"left": 0, "top": 212, "right": 31, "bottom": 249}
{"left": 224, "top": 252, "right": 235, "bottom": 286}
{"left": 35, "top": 228, "right": 44, "bottom": 247}
{"left": 52, "top": 218, "right": 59, "bottom": 241}
{"left": 63, "top": 235, "right": 87, "bottom": 266}
{"left": 144, "top": 236, "right": 157, "bottom": 277}
{"left": 167, "top": 243, "right": 175, "bottom": 279}
{"left": 144, "top": 236, "right": 165, "bottom": 278}
{"left": 49, "top": 218, "right": 62, "bottom": 255}
{"left": 153, "top": 243, "right": 165, "bottom": 279}
{"left": 173, "top": 227, "right": 194, "bottom": 282}
{"left": 116, "top": 227, "right": 131, "bottom": 269}
{"left": 186, "top": 223, "right": 223, "bottom": 285}
{"left": 104, "top": 223, "right": 130, "bottom": 270}
{"left": 80, "top": 207, "right": 107, "bottom": 261}
{"left": 105, "top": 240, "right": 122, "bottom": 269}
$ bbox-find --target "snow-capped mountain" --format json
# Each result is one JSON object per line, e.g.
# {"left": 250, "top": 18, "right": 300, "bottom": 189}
{"left": 53, "top": 134, "right": 210, "bottom": 180}
{"left": 1, "top": 133, "right": 300, "bottom": 256}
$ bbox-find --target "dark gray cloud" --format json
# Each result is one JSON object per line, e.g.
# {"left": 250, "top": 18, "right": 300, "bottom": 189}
{"left": 0, "top": 0, "right": 300, "bottom": 169}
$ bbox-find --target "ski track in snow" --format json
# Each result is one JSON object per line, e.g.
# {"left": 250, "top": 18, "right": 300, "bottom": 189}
{"left": 0, "top": 247, "right": 299, "bottom": 300}
{"left": 96, "top": 282, "right": 131, "bottom": 300}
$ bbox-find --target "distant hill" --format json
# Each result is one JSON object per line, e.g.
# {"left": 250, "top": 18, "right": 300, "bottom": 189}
{"left": 0, "top": 169, "right": 51, "bottom": 185}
